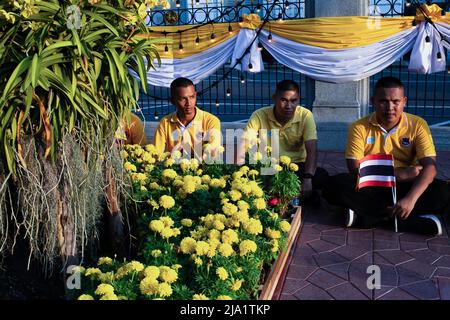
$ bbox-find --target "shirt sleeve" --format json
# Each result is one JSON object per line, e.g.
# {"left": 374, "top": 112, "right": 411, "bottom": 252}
{"left": 345, "top": 122, "right": 365, "bottom": 161}
{"left": 244, "top": 112, "right": 261, "bottom": 149}
{"left": 126, "top": 114, "right": 147, "bottom": 146}
{"left": 415, "top": 119, "right": 436, "bottom": 160}
{"left": 302, "top": 109, "right": 318, "bottom": 141}
{"left": 205, "top": 115, "right": 222, "bottom": 148}
{"left": 152, "top": 121, "right": 167, "bottom": 155}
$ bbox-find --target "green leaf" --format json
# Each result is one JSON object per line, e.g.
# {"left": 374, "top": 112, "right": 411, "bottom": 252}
{"left": 80, "top": 91, "right": 107, "bottom": 119}
{"left": 31, "top": 54, "right": 41, "bottom": 88}
{"left": 135, "top": 55, "right": 148, "bottom": 94}
{"left": 85, "top": 11, "right": 120, "bottom": 37}
{"left": 0, "top": 57, "right": 33, "bottom": 104}
{"left": 41, "top": 41, "right": 74, "bottom": 58}
{"left": 71, "top": 29, "right": 83, "bottom": 56}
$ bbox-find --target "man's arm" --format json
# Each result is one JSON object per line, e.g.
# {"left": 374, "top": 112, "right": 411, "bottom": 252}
{"left": 302, "top": 139, "right": 317, "bottom": 198}
{"left": 392, "top": 156, "right": 437, "bottom": 219}
{"left": 152, "top": 122, "right": 167, "bottom": 155}
{"left": 346, "top": 159, "right": 359, "bottom": 176}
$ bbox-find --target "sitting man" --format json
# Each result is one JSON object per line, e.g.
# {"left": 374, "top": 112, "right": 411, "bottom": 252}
{"left": 241, "top": 79, "right": 328, "bottom": 204}
{"left": 153, "top": 77, "right": 221, "bottom": 160}
{"left": 323, "top": 76, "right": 449, "bottom": 236}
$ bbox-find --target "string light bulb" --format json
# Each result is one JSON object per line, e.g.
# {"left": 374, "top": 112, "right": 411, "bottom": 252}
{"left": 257, "top": 42, "right": 263, "bottom": 51}
{"left": 285, "top": 1, "right": 290, "bottom": 9}
{"left": 240, "top": 74, "right": 245, "bottom": 84}
{"left": 256, "top": 4, "right": 261, "bottom": 13}
{"left": 447, "top": 66, "right": 450, "bottom": 74}
{"left": 164, "top": 44, "right": 169, "bottom": 52}
{"left": 154, "top": 110, "right": 159, "bottom": 120}
{"left": 277, "top": 13, "right": 283, "bottom": 22}
{"left": 226, "top": 88, "right": 231, "bottom": 97}
{"left": 268, "top": 33, "right": 273, "bottom": 43}
{"left": 210, "top": 32, "right": 216, "bottom": 41}
{"left": 425, "top": 35, "right": 431, "bottom": 43}
{"left": 215, "top": 99, "right": 220, "bottom": 107}
{"left": 228, "top": 24, "right": 233, "bottom": 34}
{"left": 179, "top": 42, "right": 184, "bottom": 52}
{"left": 195, "top": 36, "right": 200, "bottom": 45}
{"left": 195, "top": 0, "right": 200, "bottom": 6}
{"left": 437, "top": 51, "right": 442, "bottom": 61}
{"left": 248, "top": 63, "right": 253, "bottom": 70}
{"left": 406, "top": 0, "right": 411, "bottom": 7}
{"left": 176, "top": 0, "right": 180, "bottom": 8}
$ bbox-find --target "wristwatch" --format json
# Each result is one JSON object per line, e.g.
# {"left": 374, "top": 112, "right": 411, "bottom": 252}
{"left": 303, "top": 173, "right": 314, "bottom": 179}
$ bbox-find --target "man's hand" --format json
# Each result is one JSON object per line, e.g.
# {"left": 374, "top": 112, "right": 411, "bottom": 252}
{"left": 388, "top": 196, "right": 417, "bottom": 220}
{"left": 396, "top": 165, "right": 423, "bottom": 182}
{"left": 302, "top": 178, "right": 313, "bottom": 199}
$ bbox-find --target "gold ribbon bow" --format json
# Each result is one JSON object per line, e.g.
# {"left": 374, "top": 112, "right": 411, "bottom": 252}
{"left": 240, "top": 14, "right": 262, "bottom": 30}
{"left": 415, "top": 4, "right": 446, "bottom": 23}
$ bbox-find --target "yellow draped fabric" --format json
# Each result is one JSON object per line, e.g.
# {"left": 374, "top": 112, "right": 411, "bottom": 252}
{"left": 415, "top": 4, "right": 449, "bottom": 23}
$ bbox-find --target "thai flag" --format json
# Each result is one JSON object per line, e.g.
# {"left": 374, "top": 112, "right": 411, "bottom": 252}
{"left": 358, "top": 154, "right": 396, "bottom": 189}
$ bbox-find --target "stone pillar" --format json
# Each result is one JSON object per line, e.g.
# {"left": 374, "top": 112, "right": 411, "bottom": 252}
{"left": 306, "top": 0, "right": 371, "bottom": 150}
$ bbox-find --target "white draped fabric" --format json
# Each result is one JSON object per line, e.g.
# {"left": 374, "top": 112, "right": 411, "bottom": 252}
{"left": 134, "top": 20, "right": 450, "bottom": 87}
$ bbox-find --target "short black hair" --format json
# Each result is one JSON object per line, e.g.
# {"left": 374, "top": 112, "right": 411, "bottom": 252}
{"left": 170, "top": 77, "right": 195, "bottom": 97}
{"left": 275, "top": 79, "right": 300, "bottom": 95}
{"left": 374, "top": 76, "right": 405, "bottom": 94}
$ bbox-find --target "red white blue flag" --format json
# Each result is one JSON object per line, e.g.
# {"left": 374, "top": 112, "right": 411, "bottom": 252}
{"left": 358, "top": 154, "right": 396, "bottom": 189}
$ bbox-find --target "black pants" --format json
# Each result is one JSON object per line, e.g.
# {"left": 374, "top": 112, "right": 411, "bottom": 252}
{"left": 322, "top": 173, "right": 450, "bottom": 225}
{"left": 295, "top": 163, "right": 329, "bottom": 191}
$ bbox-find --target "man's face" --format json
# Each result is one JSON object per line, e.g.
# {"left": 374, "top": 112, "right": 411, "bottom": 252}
{"left": 273, "top": 90, "right": 299, "bottom": 123}
{"left": 171, "top": 85, "right": 197, "bottom": 118}
{"left": 372, "top": 87, "right": 407, "bottom": 128}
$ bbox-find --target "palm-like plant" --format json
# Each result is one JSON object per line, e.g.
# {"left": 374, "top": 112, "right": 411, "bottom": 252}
{"left": 0, "top": 0, "right": 163, "bottom": 273}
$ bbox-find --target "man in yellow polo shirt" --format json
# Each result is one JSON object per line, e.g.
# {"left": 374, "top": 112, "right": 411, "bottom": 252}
{"left": 242, "top": 80, "right": 328, "bottom": 204}
{"left": 323, "top": 76, "right": 449, "bottom": 236}
{"left": 115, "top": 111, "right": 147, "bottom": 146}
{"left": 153, "top": 77, "right": 221, "bottom": 160}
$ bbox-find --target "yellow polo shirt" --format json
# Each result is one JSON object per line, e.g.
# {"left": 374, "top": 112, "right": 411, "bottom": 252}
{"left": 245, "top": 106, "right": 317, "bottom": 163}
{"left": 345, "top": 112, "right": 436, "bottom": 168}
{"left": 153, "top": 107, "right": 221, "bottom": 155}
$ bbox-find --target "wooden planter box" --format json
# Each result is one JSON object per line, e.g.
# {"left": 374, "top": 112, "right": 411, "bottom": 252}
{"left": 259, "top": 206, "right": 302, "bottom": 300}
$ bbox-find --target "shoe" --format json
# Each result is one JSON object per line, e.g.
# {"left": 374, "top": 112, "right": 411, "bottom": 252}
{"left": 398, "top": 214, "right": 443, "bottom": 236}
{"left": 346, "top": 209, "right": 356, "bottom": 227}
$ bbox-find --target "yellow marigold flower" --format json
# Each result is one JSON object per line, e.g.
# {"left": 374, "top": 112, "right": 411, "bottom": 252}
{"left": 142, "top": 152, "right": 155, "bottom": 163}
{"left": 160, "top": 227, "right": 174, "bottom": 239}
{"left": 149, "top": 182, "right": 160, "bottom": 190}
{"left": 236, "top": 267, "right": 243, "bottom": 273}
{"left": 162, "top": 169, "right": 178, "bottom": 180}
{"left": 218, "top": 243, "right": 234, "bottom": 257}
{"left": 252, "top": 152, "right": 263, "bottom": 162}
{"left": 239, "top": 239, "right": 257, "bottom": 256}
{"left": 123, "top": 161, "right": 137, "bottom": 172}
{"left": 165, "top": 159, "right": 174, "bottom": 167}
{"left": 201, "top": 175, "right": 211, "bottom": 184}
{"left": 265, "top": 228, "right": 281, "bottom": 239}
{"left": 270, "top": 212, "right": 279, "bottom": 220}
{"left": 237, "top": 200, "right": 250, "bottom": 211}
{"left": 159, "top": 195, "right": 175, "bottom": 209}
{"left": 127, "top": 261, "right": 145, "bottom": 272}
{"left": 95, "top": 283, "right": 115, "bottom": 296}
{"left": 253, "top": 198, "right": 266, "bottom": 210}
{"left": 271, "top": 239, "right": 279, "bottom": 253}
{"left": 171, "top": 264, "right": 182, "bottom": 271}
{"left": 240, "top": 184, "right": 252, "bottom": 196}
{"left": 217, "top": 295, "right": 232, "bottom": 300}
{"left": 180, "top": 159, "right": 190, "bottom": 171}
{"left": 159, "top": 266, "right": 178, "bottom": 284}
{"left": 145, "top": 165, "right": 155, "bottom": 173}
{"left": 230, "top": 280, "right": 243, "bottom": 291}
{"left": 289, "top": 163, "right": 299, "bottom": 172}
{"left": 98, "top": 272, "right": 114, "bottom": 284}
{"left": 193, "top": 294, "right": 209, "bottom": 300}
{"left": 160, "top": 216, "right": 174, "bottom": 227}
{"left": 240, "top": 166, "right": 250, "bottom": 173}
{"left": 196, "top": 169, "right": 203, "bottom": 176}
{"left": 228, "top": 190, "right": 242, "bottom": 202}
{"left": 119, "top": 150, "right": 129, "bottom": 159}
{"left": 158, "top": 282, "right": 173, "bottom": 298}
{"left": 134, "top": 148, "right": 144, "bottom": 157}
{"left": 265, "top": 146, "right": 272, "bottom": 154}
{"left": 274, "top": 165, "right": 283, "bottom": 172}
{"left": 195, "top": 241, "right": 210, "bottom": 256}
{"left": 208, "top": 229, "right": 221, "bottom": 241}
{"left": 243, "top": 218, "right": 263, "bottom": 235}
{"left": 71, "top": 266, "right": 85, "bottom": 274}
{"left": 85, "top": 268, "right": 101, "bottom": 278}
{"left": 216, "top": 267, "right": 229, "bottom": 280}
{"left": 232, "top": 171, "right": 244, "bottom": 180}
{"left": 171, "top": 150, "right": 182, "bottom": 159}
{"left": 194, "top": 257, "right": 203, "bottom": 266}
{"left": 140, "top": 277, "right": 159, "bottom": 296}
{"left": 190, "top": 158, "right": 199, "bottom": 170}
{"left": 234, "top": 210, "right": 250, "bottom": 224}
{"left": 100, "top": 293, "right": 119, "bottom": 300}
{"left": 180, "top": 237, "right": 197, "bottom": 254}
{"left": 97, "top": 257, "right": 113, "bottom": 266}
{"left": 148, "top": 199, "right": 160, "bottom": 210}
{"left": 279, "top": 220, "right": 291, "bottom": 233}
{"left": 221, "top": 229, "right": 239, "bottom": 244}
{"left": 145, "top": 144, "right": 157, "bottom": 154}
{"left": 248, "top": 169, "right": 259, "bottom": 177}
{"left": 140, "top": 186, "right": 148, "bottom": 192}
{"left": 181, "top": 219, "right": 193, "bottom": 227}
{"left": 151, "top": 249, "right": 162, "bottom": 258}
{"left": 183, "top": 181, "right": 196, "bottom": 194}
{"left": 149, "top": 220, "right": 164, "bottom": 233}
{"left": 222, "top": 203, "right": 238, "bottom": 216}
{"left": 280, "top": 155, "right": 291, "bottom": 165}
{"left": 78, "top": 294, "right": 94, "bottom": 300}
{"left": 213, "top": 220, "right": 225, "bottom": 231}
{"left": 143, "top": 266, "right": 160, "bottom": 280}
